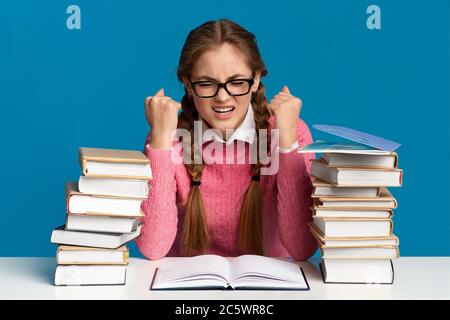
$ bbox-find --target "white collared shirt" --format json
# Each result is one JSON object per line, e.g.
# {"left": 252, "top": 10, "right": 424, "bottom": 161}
{"left": 200, "top": 102, "right": 299, "bottom": 153}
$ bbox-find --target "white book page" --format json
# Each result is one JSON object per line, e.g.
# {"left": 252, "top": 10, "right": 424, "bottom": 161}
{"left": 315, "top": 209, "right": 391, "bottom": 218}
{"left": 87, "top": 161, "right": 151, "bottom": 177}
{"left": 314, "top": 186, "right": 379, "bottom": 198}
{"left": 70, "top": 195, "right": 142, "bottom": 216}
{"left": 323, "top": 259, "right": 393, "bottom": 283}
{"left": 321, "top": 200, "right": 394, "bottom": 208}
{"left": 340, "top": 171, "right": 400, "bottom": 186}
{"left": 58, "top": 250, "right": 124, "bottom": 264}
{"left": 79, "top": 176, "right": 149, "bottom": 198}
{"left": 324, "top": 238, "right": 397, "bottom": 247}
{"left": 327, "top": 220, "right": 391, "bottom": 237}
{"left": 322, "top": 247, "right": 397, "bottom": 259}
{"left": 326, "top": 153, "right": 395, "bottom": 167}
{"left": 55, "top": 265, "right": 126, "bottom": 286}
{"left": 229, "top": 255, "right": 307, "bottom": 289}
{"left": 153, "top": 255, "right": 230, "bottom": 289}
{"left": 66, "top": 215, "right": 135, "bottom": 233}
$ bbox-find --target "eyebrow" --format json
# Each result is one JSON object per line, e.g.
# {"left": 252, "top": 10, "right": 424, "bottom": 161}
{"left": 192, "top": 74, "right": 251, "bottom": 82}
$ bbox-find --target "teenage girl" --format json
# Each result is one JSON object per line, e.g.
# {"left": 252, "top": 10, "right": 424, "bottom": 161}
{"left": 136, "top": 19, "right": 317, "bottom": 260}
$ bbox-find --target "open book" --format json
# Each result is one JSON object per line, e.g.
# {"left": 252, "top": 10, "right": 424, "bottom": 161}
{"left": 151, "top": 255, "right": 309, "bottom": 290}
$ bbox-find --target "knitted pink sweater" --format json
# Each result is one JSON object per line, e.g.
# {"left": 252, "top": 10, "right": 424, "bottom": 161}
{"left": 135, "top": 116, "right": 318, "bottom": 260}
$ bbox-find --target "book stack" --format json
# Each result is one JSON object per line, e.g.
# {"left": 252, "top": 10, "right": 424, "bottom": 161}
{"left": 50, "top": 147, "right": 152, "bottom": 286}
{"left": 299, "top": 125, "right": 403, "bottom": 284}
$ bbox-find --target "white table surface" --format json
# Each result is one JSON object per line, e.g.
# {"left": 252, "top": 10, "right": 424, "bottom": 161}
{"left": 0, "top": 257, "right": 449, "bottom": 300}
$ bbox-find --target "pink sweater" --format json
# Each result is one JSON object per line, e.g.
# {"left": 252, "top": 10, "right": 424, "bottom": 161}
{"left": 135, "top": 116, "right": 318, "bottom": 260}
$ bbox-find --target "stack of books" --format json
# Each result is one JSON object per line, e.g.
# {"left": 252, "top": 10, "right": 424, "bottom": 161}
{"left": 50, "top": 147, "right": 152, "bottom": 286}
{"left": 299, "top": 125, "right": 403, "bottom": 284}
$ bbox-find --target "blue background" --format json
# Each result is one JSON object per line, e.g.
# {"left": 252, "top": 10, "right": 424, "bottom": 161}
{"left": 1, "top": 0, "right": 449, "bottom": 257}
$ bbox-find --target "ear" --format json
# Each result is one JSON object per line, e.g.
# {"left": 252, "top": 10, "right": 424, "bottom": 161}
{"left": 252, "top": 71, "right": 262, "bottom": 92}
{"left": 182, "top": 76, "right": 193, "bottom": 94}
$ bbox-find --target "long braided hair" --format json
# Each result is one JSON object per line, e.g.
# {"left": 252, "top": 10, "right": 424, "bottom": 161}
{"left": 177, "top": 19, "right": 271, "bottom": 255}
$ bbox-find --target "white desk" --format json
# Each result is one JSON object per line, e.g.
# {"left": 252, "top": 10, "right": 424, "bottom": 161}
{"left": 0, "top": 257, "right": 449, "bottom": 300}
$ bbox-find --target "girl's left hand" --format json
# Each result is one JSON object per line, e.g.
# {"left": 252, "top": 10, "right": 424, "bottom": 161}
{"left": 267, "top": 86, "right": 302, "bottom": 149}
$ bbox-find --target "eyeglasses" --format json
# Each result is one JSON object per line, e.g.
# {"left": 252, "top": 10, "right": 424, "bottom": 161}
{"left": 189, "top": 78, "right": 255, "bottom": 98}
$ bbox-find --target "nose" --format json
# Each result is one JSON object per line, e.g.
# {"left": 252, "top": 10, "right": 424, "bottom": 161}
{"left": 215, "top": 86, "right": 232, "bottom": 103}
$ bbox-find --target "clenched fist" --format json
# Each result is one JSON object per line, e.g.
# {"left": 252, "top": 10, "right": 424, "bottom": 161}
{"left": 145, "top": 88, "right": 181, "bottom": 150}
{"left": 267, "top": 86, "right": 302, "bottom": 149}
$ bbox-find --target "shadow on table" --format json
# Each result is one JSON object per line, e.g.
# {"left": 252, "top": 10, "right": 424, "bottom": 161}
{"left": 19, "top": 258, "right": 56, "bottom": 285}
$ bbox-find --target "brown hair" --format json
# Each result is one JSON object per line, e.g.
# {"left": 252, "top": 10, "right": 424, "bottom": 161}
{"left": 177, "top": 19, "right": 270, "bottom": 255}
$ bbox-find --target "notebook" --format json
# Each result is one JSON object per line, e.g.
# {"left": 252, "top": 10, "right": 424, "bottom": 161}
{"left": 298, "top": 141, "right": 391, "bottom": 155}
{"left": 150, "top": 255, "right": 309, "bottom": 291}
{"left": 312, "top": 124, "right": 401, "bottom": 152}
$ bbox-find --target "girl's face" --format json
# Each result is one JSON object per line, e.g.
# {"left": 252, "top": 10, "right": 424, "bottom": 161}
{"left": 184, "top": 43, "right": 261, "bottom": 135}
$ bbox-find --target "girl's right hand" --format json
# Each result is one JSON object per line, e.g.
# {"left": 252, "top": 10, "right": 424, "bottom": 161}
{"left": 145, "top": 88, "right": 181, "bottom": 150}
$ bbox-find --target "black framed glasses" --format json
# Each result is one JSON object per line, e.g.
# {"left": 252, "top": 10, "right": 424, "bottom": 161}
{"left": 189, "top": 78, "right": 255, "bottom": 98}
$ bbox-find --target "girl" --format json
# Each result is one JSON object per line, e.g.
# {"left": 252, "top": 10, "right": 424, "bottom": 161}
{"left": 136, "top": 19, "right": 317, "bottom": 260}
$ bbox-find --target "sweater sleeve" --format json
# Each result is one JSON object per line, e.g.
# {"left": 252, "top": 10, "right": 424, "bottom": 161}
{"left": 275, "top": 118, "right": 318, "bottom": 261}
{"left": 134, "top": 132, "right": 179, "bottom": 260}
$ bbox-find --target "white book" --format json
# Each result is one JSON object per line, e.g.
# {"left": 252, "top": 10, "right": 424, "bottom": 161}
{"left": 311, "top": 160, "right": 402, "bottom": 187}
{"left": 79, "top": 147, "right": 152, "bottom": 179}
{"left": 313, "top": 208, "right": 393, "bottom": 219}
{"left": 84, "top": 162, "right": 151, "bottom": 179}
{"left": 322, "top": 152, "right": 398, "bottom": 169}
{"left": 313, "top": 183, "right": 380, "bottom": 198}
{"left": 318, "top": 238, "right": 399, "bottom": 247}
{"left": 315, "top": 188, "right": 397, "bottom": 209}
{"left": 320, "top": 259, "right": 394, "bottom": 284}
{"left": 54, "top": 265, "right": 127, "bottom": 286}
{"left": 321, "top": 246, "right": 399, "bottom": 259}
{"left": 313, "top": 217, "right": 393, "bottom": 238}
{"left": 56, "top": 245, "right": 129, "bottom": 265}
{"left": 66, "top": 214, "right": 139, "bottom": 233}
{"left": 309, "top": 223, "right": 399, "bottom": 247}
{"left": 66, "top": 182, "right": 144, "bottom": 218}
{"left": 151, "top": 255, "right": 309, "bottom": 290}
{"left": 316, "top": 198, "right": 397, "bottom": 209}
{"left": 78, "top": 176, "right": 150, "bottom": 199}
{"left": 50, "top": 224, "right": 142, "bottom": 249}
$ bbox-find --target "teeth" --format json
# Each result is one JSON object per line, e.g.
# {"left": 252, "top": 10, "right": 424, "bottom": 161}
{"left": 213, "top": 106, "right": 234, "bottom": 113}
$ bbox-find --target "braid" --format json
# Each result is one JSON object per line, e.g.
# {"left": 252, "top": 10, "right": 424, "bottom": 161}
{"left": 238, "top": 81, "right": 271, "bottom": 255}
{"left": 179, "top": 93, "right": 208, "bottom": 255}
{"left": 252, "top": 81, "right": 271, "bottom": 175}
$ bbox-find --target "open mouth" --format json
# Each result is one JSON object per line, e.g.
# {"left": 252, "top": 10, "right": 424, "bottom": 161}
{"left": 212, "top": 106, "right": 235, "bottom": 114}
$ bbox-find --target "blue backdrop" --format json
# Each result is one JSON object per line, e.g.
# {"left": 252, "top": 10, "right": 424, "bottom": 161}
{"left": 1, "top": 0, "right": 449, "bottom": 257}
